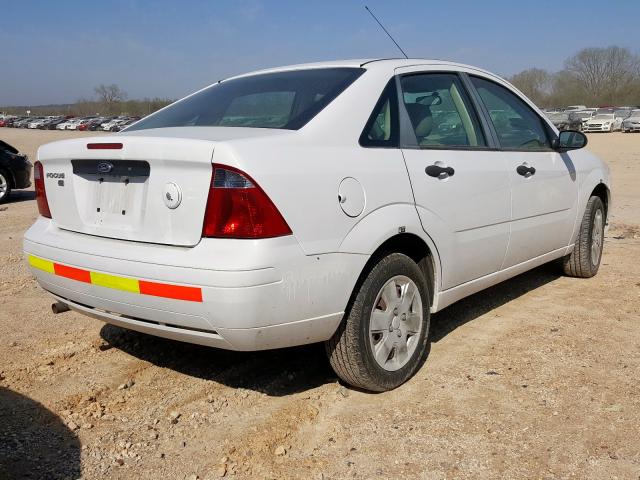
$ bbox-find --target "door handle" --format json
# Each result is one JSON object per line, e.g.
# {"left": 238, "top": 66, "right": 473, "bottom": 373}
{"left": 425, "top": 164, "right": 455, "bottom": 179}
{"left": 516, "top": 163, "right": 536, "bottom": 177}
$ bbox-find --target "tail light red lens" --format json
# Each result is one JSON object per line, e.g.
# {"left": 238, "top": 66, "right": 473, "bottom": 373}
{"left": 34, "top": 161, "right": 52, "bottom": 218}
{"left": 202, "top": 165, "right": 291, "bottom": 239}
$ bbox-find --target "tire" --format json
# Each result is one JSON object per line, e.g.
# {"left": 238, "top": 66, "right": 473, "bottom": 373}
{"left": 0, "top": 169, "right": 12, "bottom": 204}
{"left": 325, "top": 253, "right": 431, "bottom": 392}
{"left": 562, "top": 196, "right": 605, "bottom": 278}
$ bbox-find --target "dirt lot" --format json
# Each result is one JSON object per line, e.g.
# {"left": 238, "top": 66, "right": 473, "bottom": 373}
{"left": 1, "top": 129, "right": 639, "bottom": 480}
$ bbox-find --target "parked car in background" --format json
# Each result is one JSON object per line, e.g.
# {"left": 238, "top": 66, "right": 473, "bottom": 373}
{"left": 565, "top": 105, "right": 587, "bottom": 111}
{"left": 570, "top": 110, "right": 595, "bottom": 129}
{"left": 56, "top": 119, "right": 73, "bottom": 130}
{"left": 39, "top": 117, "right": 65, "bottom": 130}
{"left": 110, "top": 117, "right": 140, "bottom": 132}
{"left": 622, "top": 110, "right": 640, "bottom": 132}
{"left": 28, "top": 117, "right": 50, "bottom": 129}
{"left": 101, "top": 116, "right": 130, "bottom": 131}
{"left": 74, "top": 118, "right": 97, "bottom": 131}
{"left": 25, "top": 59, "right": 611, "bottom": 391}
{"left": 14, "top": 117, "right": 36, "bottom": 128}
{"left": 79, "top": 117, "right": 104, "bottom": 131}
{"left": 67, "top": 117, "right": 96, "bottom": 130}
{"left": 583, "top": 113, "right": 622, "bottom": 132}
{"left": 0, "top": 140, "right": 32, "bottom": 203}
{"left": 0, "top": 117, "right": 16, "bottom": 127}
{"left": 545, "top": 111, "right": 583, "bottom": 131}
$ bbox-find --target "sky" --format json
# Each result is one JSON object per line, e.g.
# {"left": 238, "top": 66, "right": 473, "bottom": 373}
{"left": 2, "top": 0, "right": 639, "bottom": 106}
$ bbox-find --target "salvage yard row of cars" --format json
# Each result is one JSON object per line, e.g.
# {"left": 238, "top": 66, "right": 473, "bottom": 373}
{"left": 543, "top": 106, "right": 640, "bottom": 133}
{"left": 0, "top": 115, "right": 141, "bottom": 132}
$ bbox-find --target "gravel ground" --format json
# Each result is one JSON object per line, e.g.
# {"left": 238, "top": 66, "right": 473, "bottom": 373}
{"left": 0, "top": 129, "right": 639, "bottom": 480}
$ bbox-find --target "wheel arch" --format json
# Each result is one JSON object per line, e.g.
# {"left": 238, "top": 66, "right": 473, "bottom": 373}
{"left": 590, "top": 182, "right": 610, "bottom": 217}
{"left": 339, "top": 204, "right": 442, "bottom": 309}
{"left": 570, "top": 168, "right": 611, "bottom": 245}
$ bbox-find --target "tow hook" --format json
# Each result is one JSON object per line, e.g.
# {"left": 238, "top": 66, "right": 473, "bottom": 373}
{"left": 51, "top": 302, "right": 70, "bottom": 314}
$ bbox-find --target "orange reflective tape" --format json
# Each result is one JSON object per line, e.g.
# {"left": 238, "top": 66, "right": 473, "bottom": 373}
{"left": 29, "top": 255, "right": 203, "bottom": 303}
{"left": 54, "top": 263, "right": 92, "bottom": 283}
{"left": 139, "top": 280, "right": 203, "bottom": 302}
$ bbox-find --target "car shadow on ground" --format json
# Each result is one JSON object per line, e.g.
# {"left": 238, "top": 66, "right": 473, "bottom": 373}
{"left": 0, "top": 387, "right": 81, "bottom": 480}
{"left": 100, "top": 263, "right": 561, "bottom": 396}
{"left": 431, "top": 262, "right": 561, "bottom": 342}
{"left": 4, "top": 190, "right": 35, "bottom": 204}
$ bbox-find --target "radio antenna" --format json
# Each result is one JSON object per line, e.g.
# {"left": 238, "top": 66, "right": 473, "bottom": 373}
{"left": 364, "top": 5, "right": 408, "bottom": 59}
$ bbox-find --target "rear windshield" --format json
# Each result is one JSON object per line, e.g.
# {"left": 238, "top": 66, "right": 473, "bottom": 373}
{"left": 126, "top": 67, "right": 364, "bottom": 131}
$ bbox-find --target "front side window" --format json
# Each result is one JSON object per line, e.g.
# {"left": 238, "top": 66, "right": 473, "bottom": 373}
{"left": 470, "top": 76, "right": 551, "bottom": 150}
{"left": 126, "top": 68, "right": 364, "bottom": 131}
{"left": 400, "top": 73, "right": 486, "bottom": 148}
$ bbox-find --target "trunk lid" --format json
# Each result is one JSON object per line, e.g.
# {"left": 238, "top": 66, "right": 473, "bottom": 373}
{"left": 38, "top": 135, "right": 216, "bottom": 246}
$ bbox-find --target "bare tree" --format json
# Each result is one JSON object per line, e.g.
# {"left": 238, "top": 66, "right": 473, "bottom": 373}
{"left": 94, "top": 84, "right": 128, "bottom": 104}
{"left": 565, "top": 46, "right": 640, "bottom": 103}
{"left": 509, "top": 68, "right": 552, "bottom": 106}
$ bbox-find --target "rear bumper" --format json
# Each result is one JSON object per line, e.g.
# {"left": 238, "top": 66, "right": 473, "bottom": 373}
{"left": 24, "top": 218, "right": 367, "bottom": 351}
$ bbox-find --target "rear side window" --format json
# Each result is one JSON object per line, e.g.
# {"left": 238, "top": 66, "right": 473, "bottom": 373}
{"left": 126, "top": 68, "right": 364, "bottom": 131}
{"left": 360, "top": 79, "right": 399, "bottom": 147}
{"left": 400, "top": 73, "right": 486, "bottom": 148}
{"left": 470, "top": 76, "right": 551, "bottom": 150}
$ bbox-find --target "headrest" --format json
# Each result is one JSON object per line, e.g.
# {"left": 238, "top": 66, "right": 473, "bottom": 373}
{"left": 405, "top": 103, "right": 433, "bottom": 138}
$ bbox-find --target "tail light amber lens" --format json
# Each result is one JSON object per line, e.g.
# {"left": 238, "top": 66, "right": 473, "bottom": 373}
{"left": 34, "top": 161, "right": 52, "bottom": 218}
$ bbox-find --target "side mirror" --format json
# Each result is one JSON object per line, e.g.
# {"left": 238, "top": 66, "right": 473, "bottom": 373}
{"left": 554, "top": 130, "right": 588, "bottom": 152}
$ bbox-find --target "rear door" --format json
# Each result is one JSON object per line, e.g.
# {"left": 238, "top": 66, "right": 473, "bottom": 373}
{"left": 397, "top": 68, "right": 511, "bottom": 290}
{"left": 468, "top": 75, "right": 578, "bottom": 267}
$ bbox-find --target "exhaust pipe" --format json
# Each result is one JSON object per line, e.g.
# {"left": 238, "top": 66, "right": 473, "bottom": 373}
{"left": 51, "top": 302, "right": 70, "bottom": 314}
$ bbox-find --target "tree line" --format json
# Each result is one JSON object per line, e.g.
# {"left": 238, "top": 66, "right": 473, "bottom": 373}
{"left": 3, "top": 46, "right": 640, "bottom": 117}
{"left": 1, "top": 84, "right": 173, "bottom": 117}
{"left": 509, "top": 46, "right": 640, "bottom": 108}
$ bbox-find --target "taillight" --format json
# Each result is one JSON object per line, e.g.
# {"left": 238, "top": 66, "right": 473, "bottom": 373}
{"left": 202, "top": 165, "right": 291, "bottom": 239}
{"left": 34, "top": 161, "right": 52, "bottom": 218}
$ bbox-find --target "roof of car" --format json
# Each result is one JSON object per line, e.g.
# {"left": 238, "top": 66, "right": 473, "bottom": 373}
{"left": 223, "top": 58, "right": 500, "bottom": 82}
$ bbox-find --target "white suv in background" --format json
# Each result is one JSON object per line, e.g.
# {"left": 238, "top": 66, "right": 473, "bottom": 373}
{"left": 25, "top": 59, "right": 610, "bottom": 391}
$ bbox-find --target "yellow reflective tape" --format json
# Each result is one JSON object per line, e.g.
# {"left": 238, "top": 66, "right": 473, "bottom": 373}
{"left": 28, "top": 255, "right": 55, "bottom": 274}
{"left": 90, "top": 271, "right": 140, "bottom": 294}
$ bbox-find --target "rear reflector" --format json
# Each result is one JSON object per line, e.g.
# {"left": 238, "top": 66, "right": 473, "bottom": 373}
{"left": 202, "top": 165, "right": 292, "bottom": 239}
{"left": 34, "top": 161, "right": 52, "bottom": 218}
{"left": 87, "top": 143, "right": 123, "bottom": 150}
{"left": 28, "top": 255, "right": 203, "bottom": 303}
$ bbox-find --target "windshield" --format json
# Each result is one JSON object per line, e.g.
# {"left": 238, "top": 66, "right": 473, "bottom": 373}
{"left": 127, "top": 68, "right": 364, "bottom": 131}
{"left": 593, "top": 114, "right": 614, "bottom": 120}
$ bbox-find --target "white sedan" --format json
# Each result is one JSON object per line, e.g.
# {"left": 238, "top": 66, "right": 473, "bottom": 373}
{"left": 56, "top": 119, "right": 78, "bottom": 130}
{"left": 583, "top": 113, "right": 623, "bottom": 132}
{"left": 24, "top": 59, "right": 610, "bottom": 391}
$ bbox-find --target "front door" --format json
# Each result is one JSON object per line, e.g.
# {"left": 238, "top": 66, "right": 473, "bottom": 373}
{"left": 468, "top": 76, "right": 578, "bottom": 267}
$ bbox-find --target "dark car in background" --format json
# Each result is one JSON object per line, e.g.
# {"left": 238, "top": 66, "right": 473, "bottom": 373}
{"left": 545, "top": 111, "right": 583, "bottom": 131}
{"left": 38, "top": 116, "right": 65, "bottom": 130}
{"left": 622, "top": 109, "right": 640, "bottom": 132}
{"left": 0, "top": 140, "right": 32, "bottom": 203}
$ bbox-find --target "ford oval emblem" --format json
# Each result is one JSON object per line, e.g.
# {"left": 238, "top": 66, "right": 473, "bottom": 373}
{"left": 97, "top": 162, "right": 114, "bottom": 174}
